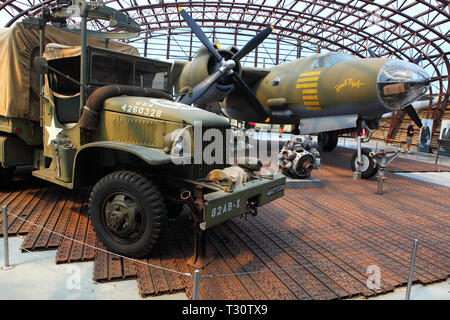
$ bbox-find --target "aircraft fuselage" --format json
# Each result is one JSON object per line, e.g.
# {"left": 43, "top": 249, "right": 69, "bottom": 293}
{"left": 223, "top": 53, "right": 429, "bottom": 125}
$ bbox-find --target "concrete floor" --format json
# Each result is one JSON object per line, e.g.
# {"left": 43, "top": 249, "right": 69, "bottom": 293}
{"left": 350, "top": 279, "right": 450, "bottom": 300}
{"left": 336, "top": 136, "right": 450, "bottom": 167}
{"left": 0, "top": 237, "right": 187, "bottom": 300}
{"left": 396, "top": 172, "right": 450, "bottom": 187}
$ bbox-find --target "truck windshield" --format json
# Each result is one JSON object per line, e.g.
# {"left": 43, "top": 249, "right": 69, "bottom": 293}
{"left": 89, "top": 48, "right": 170, "bottom": 92}
{"left": 134, "top": 61, "right": 168, "bottom": 90}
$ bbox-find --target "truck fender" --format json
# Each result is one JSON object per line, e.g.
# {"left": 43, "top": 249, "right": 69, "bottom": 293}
{"left": 72, "top": 141, "right": 177, "bottom": 188}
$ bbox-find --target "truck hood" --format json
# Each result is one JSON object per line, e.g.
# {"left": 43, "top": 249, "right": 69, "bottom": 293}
{"left": 103, "top": 96, "right": 230, "bottom": 126}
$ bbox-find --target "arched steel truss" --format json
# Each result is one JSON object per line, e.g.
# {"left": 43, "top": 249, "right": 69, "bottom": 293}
{"left": 1, "top": 0, "right": 449, "bottom": 128}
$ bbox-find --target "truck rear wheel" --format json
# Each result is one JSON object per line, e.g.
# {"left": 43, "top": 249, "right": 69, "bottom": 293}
{"left": 89, "top": 170, "right": 167, "bottom": 257}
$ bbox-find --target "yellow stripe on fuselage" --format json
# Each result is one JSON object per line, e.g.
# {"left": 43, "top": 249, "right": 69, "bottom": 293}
{"left": 303, "top": 95, "right": 318, "bottom": 100}
{"left": 296, "top": 83, "right": 318, "bottom": 88}
{"left": 304, "top": 101, "right": 320, "bottom": 106}
{"left": 297, "top": 76, "right": 319, "bottom": 83}
{"left": 299, "top": 71, "right": 321, "bottom": 77}
{"left": 298, "top": 71, "right": 320, "bottom": 107}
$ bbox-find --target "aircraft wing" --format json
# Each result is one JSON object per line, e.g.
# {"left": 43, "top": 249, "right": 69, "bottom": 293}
{"left": 298, "top": 115, "right": 359, "bottom": 135}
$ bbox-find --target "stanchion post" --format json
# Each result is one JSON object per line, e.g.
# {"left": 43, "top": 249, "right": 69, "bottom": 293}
{"left": 193, "top": 269, "right": 200, "bottom": 300}
{"left": 405, "top": 239, "right": 419, "bottom": 300}
{"left": 2, "top": 206, "right": 9, "bottom": 268}
{"left": 353, "top": 136, "right": 362, "bottom": 180}
{"left": 394, "top": 156, "right": 398, "bottom": 173}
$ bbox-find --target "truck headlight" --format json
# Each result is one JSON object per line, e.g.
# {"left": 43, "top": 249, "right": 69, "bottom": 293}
{"left": 164, "top": 126, "right": 192, "bottom": 156}
{"left": 172, "top": 135, "right": 185, "bottom": 155}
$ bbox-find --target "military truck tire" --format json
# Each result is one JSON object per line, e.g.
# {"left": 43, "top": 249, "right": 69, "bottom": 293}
{"left": 89, "top": 170, "right": 167, "bottom": 257}
{"left": 351, "top": 148, "right": 378, "bottom": 179}
{"left": 0, "top": 167, "right": 14, "bottom": 188}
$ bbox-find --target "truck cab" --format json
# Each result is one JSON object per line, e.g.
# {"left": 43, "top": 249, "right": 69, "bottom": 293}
{"left": 0, "top": 24, "right": 286, "bottom": 263}
{"left": 36, "top": 44, "right": 174, "bottom": 186}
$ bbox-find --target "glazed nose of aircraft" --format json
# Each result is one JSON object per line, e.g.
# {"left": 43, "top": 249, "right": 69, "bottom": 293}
{"left": 377, "top": 60, "right": 430, "bottom": 111}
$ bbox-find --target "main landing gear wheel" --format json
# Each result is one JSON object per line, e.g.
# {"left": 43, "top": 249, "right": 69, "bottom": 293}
{"left": 351, "top": 148, "right": 378, "bottom": 179}
{"left": 89, "top": 170, "right": 167, "bottom": 257}
{"left": 318, "top": 133, "right": 338, "bottom": 151}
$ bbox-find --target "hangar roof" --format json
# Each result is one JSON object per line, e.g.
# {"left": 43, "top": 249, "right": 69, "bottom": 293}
{"left": 0, "top": 0, "right": 448, "bottom": 114}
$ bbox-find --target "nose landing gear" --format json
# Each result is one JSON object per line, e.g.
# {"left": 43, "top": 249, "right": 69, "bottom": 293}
{"left": 351, "top": 121, "right": 378, "bottom": 180}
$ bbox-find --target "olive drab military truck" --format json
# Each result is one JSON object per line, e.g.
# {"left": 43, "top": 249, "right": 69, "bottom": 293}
{"left": 0, "top": 15, "right": 285, "bottom": 266}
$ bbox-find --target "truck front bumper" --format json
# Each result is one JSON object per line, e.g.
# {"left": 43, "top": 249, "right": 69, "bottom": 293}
{"left": 200, "top": 173, "right": 286, "bottom": 230}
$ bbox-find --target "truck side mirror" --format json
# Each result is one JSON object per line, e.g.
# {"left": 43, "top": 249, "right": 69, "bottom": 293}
{"left": 34, "top": 57, "right": 49, "bottom": 74}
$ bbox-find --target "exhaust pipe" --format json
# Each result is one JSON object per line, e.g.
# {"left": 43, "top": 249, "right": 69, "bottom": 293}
{"left": 180, "top": 190, "right": 200, "bottom": 216}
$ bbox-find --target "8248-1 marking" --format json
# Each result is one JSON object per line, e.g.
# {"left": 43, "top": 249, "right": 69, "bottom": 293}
{"left": 211, "top": 199, "right": 241, "bottom": 218}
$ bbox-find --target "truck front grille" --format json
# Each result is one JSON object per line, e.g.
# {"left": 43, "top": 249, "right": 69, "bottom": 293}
{"left": 193, "top": 124, "right": 230, "bottom": 180}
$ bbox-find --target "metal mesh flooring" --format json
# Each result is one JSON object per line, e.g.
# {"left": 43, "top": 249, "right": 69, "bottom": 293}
{"left": 1, "top": 147, "right": 449, "bottom": 299}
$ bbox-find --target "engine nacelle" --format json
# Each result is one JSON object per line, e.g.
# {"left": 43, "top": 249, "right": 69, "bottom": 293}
{"left": 171, "top": 45, "right": 242, "bottom": 108}
{"left": 194, "top": 83, "right": 234, "bottom": 108}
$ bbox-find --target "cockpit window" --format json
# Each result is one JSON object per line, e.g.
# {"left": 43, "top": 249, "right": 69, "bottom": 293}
{"left": 311, "top": 57, "right": 325, "bottom": 69}
{"left": 326, "top": 53, "right": 359, "bottom": 67}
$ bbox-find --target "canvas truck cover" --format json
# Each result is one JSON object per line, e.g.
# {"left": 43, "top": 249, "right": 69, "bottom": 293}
{"left": 0, "top": 23, "right": 139, "bottom": 121}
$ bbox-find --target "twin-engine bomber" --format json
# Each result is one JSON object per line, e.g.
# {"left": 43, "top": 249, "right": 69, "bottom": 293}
{"left": 171, "top": 8, "right": 431, "bottom": 180}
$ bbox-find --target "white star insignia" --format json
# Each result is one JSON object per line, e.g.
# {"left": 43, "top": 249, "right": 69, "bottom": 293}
{"left": 45, "top": 116, "right": 63, "bottom": 145}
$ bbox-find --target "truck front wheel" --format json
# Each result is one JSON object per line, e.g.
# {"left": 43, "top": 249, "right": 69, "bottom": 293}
{"left": 89, "top": 171, "right": 167, "bottom": 257}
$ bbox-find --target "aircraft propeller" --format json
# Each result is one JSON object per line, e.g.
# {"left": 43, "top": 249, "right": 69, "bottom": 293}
{"left": 177, "top": 8, "right": 273, "bottom": 123}
{"left": 177, "top": 8, "right": 223, "bottom": 62}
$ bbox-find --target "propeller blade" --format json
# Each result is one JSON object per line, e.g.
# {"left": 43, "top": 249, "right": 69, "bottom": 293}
{"left": 366, "top": 45, "right": 423, "bottom": 67}
{"left": 179, "top": 69, "right": 224, "bottom": 105}
{"left": 231, "top": 73, "right": 270, "bottom": 123}
{"left": 413, "top": 53, "right": 424, "bottom": 65}
{"left": 366, "top": 46, "right": 377, "bottom": 58}
{"left": 231, "top": 25, "right": 274, "bottom": 62}
{"left": 178, "top": 8, "right": 223, "bottom": 62}
{"left": 404, "top": 104, "right": 423, "bottom": 129}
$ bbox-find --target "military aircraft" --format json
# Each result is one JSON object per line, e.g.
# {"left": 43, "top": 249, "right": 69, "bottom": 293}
{"left": 171, "top": 8, "right": 430, "bottom": 179}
